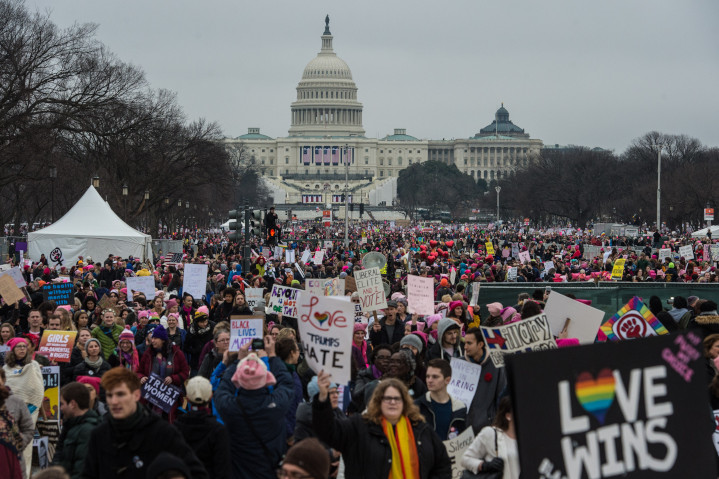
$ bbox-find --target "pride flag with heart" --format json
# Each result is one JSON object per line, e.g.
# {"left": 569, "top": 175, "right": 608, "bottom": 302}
{"left": 600, "top": 296, "right": 668, "bottom": 341}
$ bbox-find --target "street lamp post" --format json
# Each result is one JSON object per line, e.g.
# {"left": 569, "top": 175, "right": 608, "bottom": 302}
{"left": 344, "top": 143, "right": 349, "bottom": 248}
{"left": 49, "top": 166, "right": 57, "bottom": 223}
{"left": 122, "top": 184, "right": 128, "bottom": 221}
{"left": 144, "top": 189, "right": 150, "bottom": 233}
{"left": 92, "top": 176, "right": 100, "bottom": 188}
{"left": 657, "top": 146, "right": 662, "bottom": 232}
{"left": 495, "top": 186, "right": 501, "bottom": 223}
{"left": 164, "top": 197, "right": 170, "bottom": 234}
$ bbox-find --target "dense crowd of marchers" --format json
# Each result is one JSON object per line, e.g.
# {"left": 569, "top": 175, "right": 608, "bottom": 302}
{"left": 0, "top": 220, "right": 718, "bottom": 478}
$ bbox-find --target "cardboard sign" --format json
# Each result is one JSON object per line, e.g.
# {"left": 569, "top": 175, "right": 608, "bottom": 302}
{"left": 469, "top": 282, "right": 480, "bottom": 307}
{"left": 544, "top": 260, "right": 556, "bottom": 273}
{"left": 245, "top": 288, "right": 265, "bottom": 310}
{"left": 658, "top": 248, "right": 672, "bottom": 262}
{"left": 601, "top": 296, "right": 668, "bottom": 341}
{"left": 354, "top": 267, "right": 387, "bottom": 312}
{"left": 126, "top": 276, "right": 156, "bottom": 301}
{"left": 447, "top": 357, "right": 481, "bottom": 411}
{"left": 37, "top": 330, "right": 77, "bottom": 363}
{"left": 407, "top": 274, "right": 434, "bottom": 315}
{"left": 506, "top": 331, "right": 715, "bottom": 479}
{"left": 678, "top": 245, "right": 694, "bottom": 260}
{"left": 268, "top": 285, "right": 299, "bottom": 318}
{"left": 0, "top": 266, "right": 26, "bottom": 288}
{"left": 611, "top": 258, "right": 626, "bottom": 280}
{"left": 512, "top": 243, "right": 520, "bottom": 258}
{"left": 543, "top": 292, "right": 605, "bottom": 345}
{"left": 37, "top": 365, "right": 61, "bottom": 461}
{"left": 344, "top": 276, "right": 357, "bottom": 293}
{"left": 443, "top": 427, "right": 475, "bottom": 479}
{"left": 285, "top": 249, "right": 296, "bottom": 264}
{"left": 142, "top": 373, "right": 182, "bottom": 413}
{"left": 42, "top": 282, "right": 74, "bottom": 306}
{"left": 481, "top": 314, "right": 558, "bottom": 367}
{"left": 518, "top": 251, "right": 531, "bottom": 264}
{"left": 306, "top": 278, "right": 345, "bottom": 297}
{"left": 485, "top": 241, "right": 495, "bottom": 255}
{"left": 182, "top": 263, "right": 207, "bottom": 300}
{"left": 313, "top": 250, "right": 325, "bottom": 264}
{"left": 301, "top": 249, "right": 312, "bottom": 263}
{"left": 0, "top": 274, "right": 25, "bottom": 305}
{"left": 507, "top": 267, "right": 518, "bottom": 281}
{"left": 297, "top": 293, "right": 354, "bottom": 385}
{"left": 229, "top": 315, "right": 264, "bottom": 351}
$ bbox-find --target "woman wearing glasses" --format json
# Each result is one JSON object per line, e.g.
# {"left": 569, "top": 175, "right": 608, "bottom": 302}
{"left": 313, "top": 370, "right": 451, "bottom": 478}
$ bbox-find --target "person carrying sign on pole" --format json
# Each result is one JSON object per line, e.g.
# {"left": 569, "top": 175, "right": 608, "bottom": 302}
{"left": 415, "top": 358, "right": 467, "bottom": 441}
{"left": 82, "top": 367, "right": 207, "bottom": 479}
{"left": 462, "top": 328, "right": 506, "bottom": 435}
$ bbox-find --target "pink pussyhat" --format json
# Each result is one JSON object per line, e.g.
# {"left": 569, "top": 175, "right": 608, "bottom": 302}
{"left": 232, "top": 353, "right": 276, "bottom": 390}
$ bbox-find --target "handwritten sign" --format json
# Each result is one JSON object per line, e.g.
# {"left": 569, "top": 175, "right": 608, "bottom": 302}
{"left": 42, "top": 282, "right": 74, "bottom": 306}
{"left": 285, "top": 249, "right": 296, "bottom": 264}
{"left": 182, "top": 263, "right": 208, "bottom": 300}
{"left": 407, "top": 275, "right": 434, "bottom": 315}
{"left": 481, "top": 314, "right": 558, "bottom": 367}
{"left": 323, "top": 240, "right": 333, "bottom": 250}
{"left": 353, "top": 267, "right": 387, "bottom": 312}
{"left": 297, "top": 293, "right": 354, "bottom": 384}
{"left": 507, "top": 267, "right": 517, "bottom": 281}
{"left": 37, "top": 331, "right": 77, "bottom": 363}
{"left": 268, "top": 285, "right": 299, "bottom": 318}
{"left": 678, "top": 245, "right": 694, "bottom": 260}
{"left": 611, "top": 258, "right": 626, "bottom": 280}
{"left": 543, "top": 292, "right": 604, "bottom": 345}
{"left": 313, "top": 250, "right": 325, "bottom": 265}
{"left": 544, "top": 260, "right": 556, "bottom": 273}
{"left": 0, "top": 267, "right": 26, "bottom": 288}
{"left": 126, "top": 276, "right": 156, "bottom": 301}
{"left": 142, "top": 373, "right": 182, "bottom": 413}
{"left": 469, "top": 282, "right": 480, "bottom": 307}
{"left": 658, "top": 248, "right": 672, "bottom": 262}
{"left": 518, "top": 251, "right": 531, "bottom": 264}
{"left": 0, "top": 274, "right": 25, "bottom": 305}
{"left": 229, "top": 315, "right": 264, "bottom": 351}
{"left": 443, "top": 427, "right": 475, "bottom": 479}
{"left": 301, "top": 249, "right": 312, "bottom": 263}
{"left": 447, "top": 357, "right": 481, "bottom": 411}
{"left": 485, "top": 241, "right": 495, "bottom": 255}
{"left": 245, "top": 288, "right": 265, "bottom": 310}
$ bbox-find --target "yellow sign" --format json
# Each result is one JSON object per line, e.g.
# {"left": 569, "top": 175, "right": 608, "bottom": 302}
{"left": 611, "top": 259, "right": 626, "bottom": 280}
{"left": 485, "top": 241, "right": 495, "bottom": 255}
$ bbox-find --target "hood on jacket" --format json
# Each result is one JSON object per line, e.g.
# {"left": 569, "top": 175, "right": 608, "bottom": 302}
{"left": 436, "top": 318, "right": 461, "bottom": 343}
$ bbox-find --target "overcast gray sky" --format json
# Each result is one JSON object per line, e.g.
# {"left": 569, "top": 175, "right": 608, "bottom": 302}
{"left": 28, "top": 0, "right": 719, "bottom": 153}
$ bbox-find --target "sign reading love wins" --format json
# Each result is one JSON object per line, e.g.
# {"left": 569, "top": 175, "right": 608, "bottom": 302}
{"left": 600, "top": 296, "right": 668, "bottom": 341}
{"left": 297, "top": 292, "right": 354, "bottom": 385}
{"left": 506, "top": 331, "right": 714, "bottom": 479}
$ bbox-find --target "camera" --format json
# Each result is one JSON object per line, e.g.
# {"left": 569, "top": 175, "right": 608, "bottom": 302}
{"left": 667, "top": 297, "right": 674, "bottom": 305}
{"left": 251, "top": 338, "right": 265, "bottom": 351}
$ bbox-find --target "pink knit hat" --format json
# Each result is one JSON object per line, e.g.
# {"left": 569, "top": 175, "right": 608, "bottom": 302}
{"left": 118, "top": 326, "right": 134, "bottom": 343}
{"left": 6, "top": 337, "right": 27, "bottom": 351}
{"left": 354, "top": 322, "right": 367, "bottom": 332}
{"left": 424, "top": 314, "right": 443, "bottom": 330}
{"left": 232, "top": 353, "right": 277, "bottom": 390}
{"left": 487, "top": 302, "right": 503, "bottom": 316}
{"left": 500, "top": 306, "right": 517, "bottom": 323}
{"left": 448, "top": 300, "right": 463, "bottom": 312}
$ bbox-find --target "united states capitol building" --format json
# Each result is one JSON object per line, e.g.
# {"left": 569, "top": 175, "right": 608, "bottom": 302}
{"left": 223, "top": 17, "right": 543, "bottom": 208}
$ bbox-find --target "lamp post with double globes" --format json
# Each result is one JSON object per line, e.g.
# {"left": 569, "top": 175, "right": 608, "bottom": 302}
{"left": 144, "top": 189, "right": 150, "bottom": 233}
{"left": 495, "top": 185, "right": 501, "bottom": 223}
{"left": 122, "top": 184, "right": 128, "bottom": 221}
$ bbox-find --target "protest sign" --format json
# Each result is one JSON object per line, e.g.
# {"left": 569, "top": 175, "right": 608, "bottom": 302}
{"left": 518, "top": 251, "right": 531, "bottom": 263}
{"left": 268, "top": 284, "right": 300, "bottom": 318}
{"left": 142, "top": 373, "right": 182, "bottom": 413}
{"left": 0, "top": 345, "right": 9, "bottom": 364}
{"left": 447, "top": 357, "right": 482, "bottom": 410}
{"left": 407, "top": 274, "right": 434, "bottom": 315}
{"left": 354, "top": 267, "right": 387, "bottom": 312}
{"left": 285, "top": 249, "right": 296, "bottom": 264}
{"left": 485, "top": 241, "right": 495, "bottom": 255}
{"left": 33, "top": 436, "right": 50, "bottom": 469}
{"left": 0, "top": 266, "right": 26, "bottom": 288}
{"left": 450, "top": 268, "right": 457, "bottom": 285}
{"left": 324, "top": 278, "right": 345, "bottom": 296}
{"left": 245, "top": 287, "right": 265, "bottom": 310}
{"left": 469, "top": 282, "right": 480, "bottom": 307}
{"left": 506, "top": 331, "right": 715, "bottom": 479}
{"left": 301, "top": 249, "right": 312, "bottom": 263}
{"left": 37, "top": 366, "right": 60, "bottom": 461}
{"left": 443, "top": 427, "right": 475, "bottom": 479}
{"left": 502, "top": 248, "right": 510, "bottom": 258}
{"left": 678, "top": 244, "right": 694, "bottom": 260}
{"left": 126, "top": 276, "right": 156, "bottom": 301}
{"left": 543, "top": 292, "right": 605, "bottom": 344}
{"left": 0, "top": 274, "right": 25, "bottom": 305}
{"left": 507, "top": 267, "right": 517, "bottom": 281}
{"left": 713, "top": 247, "right": 719, "bottom": 263}
{"left": 658, "top": 248, "right": 672, "bottom": 262}
{"left": 298, "top": 293, "right": 354, "bottom": 384}
{"left": 544, "top": 260, "right": 556, "bottom": 272}
{"left": 293, "top": 262, "right": 305, "bottom": 279}
{"left": 313, "top": 250, "right": 325, "bottom": 264}
{"left": 324, "top": 240, "right": 333, "bottom": 249}
{"left": 354, "top": 303, "right": 365, "bottom": 323}
{"left": 37, "top": 330, "right": 77, "bottom": 363}
{"left": 481, "top": 313, "right": 557, "bottom": 367}
{"left": 42, "top": 282, "right": 74, "bottom": 306}
{"left": 182, "top": 264, "right": 208, "bottom": 300}
{"left": 229, "top": 315, "right": 264, "bottom": 351}
{"left": 601, "top": 296, "right": 668, "bottom": 341}
{"left": 512, "top": 243, "right": 520, "bottom": 258}
{"left": 611, "top": 258, "right": 626, "bottom": 280}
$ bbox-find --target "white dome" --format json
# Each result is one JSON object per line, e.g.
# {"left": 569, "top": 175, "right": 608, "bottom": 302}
{"left": 302, "top": 54, "right": 353, "bottom": 80}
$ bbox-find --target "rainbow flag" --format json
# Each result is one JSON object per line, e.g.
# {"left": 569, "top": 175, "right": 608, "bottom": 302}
{"left": 600, "top": 296, "right": 668, "bottom": 341}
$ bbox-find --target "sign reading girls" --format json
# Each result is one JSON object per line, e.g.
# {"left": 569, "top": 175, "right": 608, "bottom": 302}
{"left": 297, "top": 293, "right": 354, "bottom": 385}
{"left": 507, "top": 332, "right": 715, "bottom": 479}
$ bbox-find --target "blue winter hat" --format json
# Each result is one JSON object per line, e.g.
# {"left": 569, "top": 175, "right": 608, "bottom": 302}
{"left": 151, "top": 324, "right": 169, "bottom": 342}
{"left": 307, "top": 375, "right": 337, "bottom": 400}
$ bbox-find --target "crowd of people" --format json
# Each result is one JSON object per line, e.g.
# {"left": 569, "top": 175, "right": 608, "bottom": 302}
{"left": 0, "top": 221, "right": 717, "bottom": 478}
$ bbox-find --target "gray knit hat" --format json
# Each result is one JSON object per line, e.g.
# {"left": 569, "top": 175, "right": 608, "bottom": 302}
{"left": 400, "top": 334, "right": 424, "bottom": 354}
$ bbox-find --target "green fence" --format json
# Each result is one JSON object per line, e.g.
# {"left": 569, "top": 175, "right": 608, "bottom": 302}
{"left": 473, "top": 282, "right": 719, "bottom": 319}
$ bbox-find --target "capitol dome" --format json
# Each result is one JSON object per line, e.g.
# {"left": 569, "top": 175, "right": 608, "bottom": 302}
{"left": 289, "top": 16, "right": 365, "bottom": 137}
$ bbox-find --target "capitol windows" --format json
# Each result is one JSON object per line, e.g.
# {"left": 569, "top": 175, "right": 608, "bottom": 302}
{"left": 285, "top": 158, "right": 289, "bottom": 164}
{"left": 379, "top": 159, "right": 384, "bottom": 165}
{"left": 388, "top": 159, "right": 392, "bottom": 166}
{"left": 380, "top": 170, "right": 384, "bottom": 177}
{"left": 464, "top": 158, "right": 468, "bottom": 165}
{"left": 398, "top": 158, "right": 402, "bottom": 166}
{"left": 364, "top": 158, "right": 368, "bottom": 165}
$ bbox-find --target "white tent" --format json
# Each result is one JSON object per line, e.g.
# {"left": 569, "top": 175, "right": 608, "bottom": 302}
{"left": 691, "top": 225, "right": 719, "bottom": 238}
{"left": 28, "top": 186, "right": 152, "bottom": 267}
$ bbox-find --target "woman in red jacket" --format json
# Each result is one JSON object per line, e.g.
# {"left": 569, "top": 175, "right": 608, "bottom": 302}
{"left": 138, "top": 325, "right": 189, "bottom": 422}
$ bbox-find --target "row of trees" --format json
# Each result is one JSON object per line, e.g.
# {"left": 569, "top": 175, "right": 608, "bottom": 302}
{"left": 397, "top": 132, "right": 718, "bottom": 229}
{"left": 0, "top": 0, "right": 265, "bottom": 236}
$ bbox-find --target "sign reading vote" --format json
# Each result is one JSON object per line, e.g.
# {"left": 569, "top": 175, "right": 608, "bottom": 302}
{"left": 142, "top": 373, "right": 182, "bottom": 413}
{"left": 506, "top": 331, "right": 716, "bottom": 479}
{"left": 353, "top": 267, "right": 387, "bottom": 312}
{"left": 42, "top": 282, "right": 74, "bottom": 306}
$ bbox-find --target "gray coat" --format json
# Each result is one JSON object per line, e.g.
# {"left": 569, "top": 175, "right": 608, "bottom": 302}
{"left": 465, "top": 357, "right": 507, "bottom": 434}
{"left": 5, "top": 389, "right": 35, "bottom": 479}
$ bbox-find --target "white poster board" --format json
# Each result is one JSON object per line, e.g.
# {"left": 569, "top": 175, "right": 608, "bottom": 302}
{"left": 354, "top": 267, "right": 387, "bottom": 312}
{"left": 268, "top": 285, "right": 299, "bottom": 318}
{"left": 543, "top": 291, "right": 605, "bottom": 344}
{"left": 518, "top": 251, "right": 530, "bottom": 263}
{"left": 301, "top": 249, "right": 312, "bottom": 264}
{"left": 679, "top": 245, "right": 694, "bottom": 260}
{"left": 544, "top": 261, "right": 555, "bottom": 272}
{"left": 444, "top": 427, "right": 475, "bottom": 479}
{"left": 245, "top": 288, "right": 265, "bottom": 310}
{"left": 407, "top": 275, "right": 434, "bottom": 315}
{"left": 285, "top": 249, "right": 296, "bottom": 264}
{"left": 0, "top": 267, "right": 26, "bottom": 288}
{"left": 229, "top": 316, "right": 264, "bottom": 351}
{"left": 447, "top": 357, "right": 482, "bottom": 411}
{"left": 297, "top": 293, "right": 354, "bottom": 385}
{"left": 480, "top": 314, "right": 557, "bottom": 367}
{"left": 658, "top": 248, "right": 672, "bottom": 262}
{"left": 126, "top": 276, "right": 156, "bottom": 301}
{"left": 181, "top": 264, "right": 208, "bottom": 300}
{"left": 313, "top": 250, "right": 325, "bottom": 264}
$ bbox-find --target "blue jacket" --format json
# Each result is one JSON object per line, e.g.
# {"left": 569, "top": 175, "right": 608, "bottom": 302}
{"left": 214, "top": 356, "right": 294, "bottom": 479}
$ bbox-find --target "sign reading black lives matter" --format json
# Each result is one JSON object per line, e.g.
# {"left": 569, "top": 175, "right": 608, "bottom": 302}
{"left": 506, "top": 331, "right": 716, "bottom": 478}
{"left": 42, "top": 282, "right": 74, "bottom": 306}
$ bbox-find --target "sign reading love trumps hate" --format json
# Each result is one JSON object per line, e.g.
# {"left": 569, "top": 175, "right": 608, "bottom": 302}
{"left": 297, "top": 292, "right": 354, "bottom": 385}
{"left": 506, "top": 331, "right": 715, "bottom": 479}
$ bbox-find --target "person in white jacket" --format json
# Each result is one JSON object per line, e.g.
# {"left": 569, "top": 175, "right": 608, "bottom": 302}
{"left": 2, "top": 337, "right": 44, "bottom": 477}
{"left": 461, "top": 396, "right": 520, "bottom": 479}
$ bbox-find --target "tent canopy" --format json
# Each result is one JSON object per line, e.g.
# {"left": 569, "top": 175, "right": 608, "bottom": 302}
{"left": 691, "top": 225, "right": 719, "bottom": 238}
{"left": 28, "top": 186, "right": 152, "bottom": 267}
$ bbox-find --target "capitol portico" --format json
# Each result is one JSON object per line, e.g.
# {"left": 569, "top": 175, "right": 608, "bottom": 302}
{"left": 223, "top": 16, "right": 543, "bottom": 208}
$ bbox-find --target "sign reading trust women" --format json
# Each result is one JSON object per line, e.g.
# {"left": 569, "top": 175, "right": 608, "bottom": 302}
{"left": 297, "top": 292, "right": 354, "bottom": 385}
{"left": 506, "top": 332, "right": 715, "bottom": 478}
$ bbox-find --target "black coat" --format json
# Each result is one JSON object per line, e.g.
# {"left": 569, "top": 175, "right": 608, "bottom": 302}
{"left": 369, "top": 319, "right": 405, "bottom": 348}
{"left": 312, "top": 396, "right": 451, "bottom": 479}
{"left": 82, "top": 405, "right": 207, "bottom": 479}
{"left": 174, "top": 409, "right": 231, "bottom": 479}
{"left": 184, "top": 321, "right": 215, "bottom": 370}
{"left": 72, "top": 359, "right": 111, "bottom": 381}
